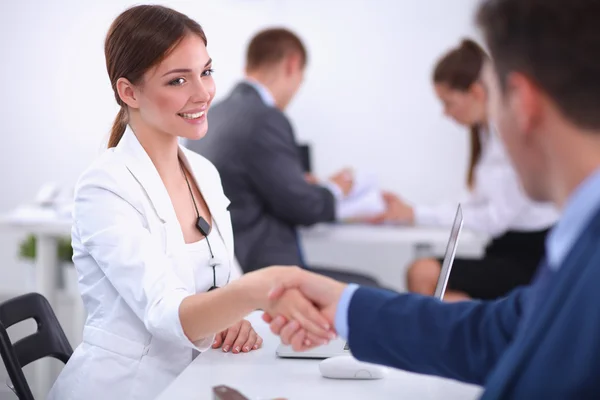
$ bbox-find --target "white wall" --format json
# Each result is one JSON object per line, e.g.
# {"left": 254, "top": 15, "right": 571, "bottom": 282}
{"left": 0, "top": 0, "right": 480, "bottom": 291}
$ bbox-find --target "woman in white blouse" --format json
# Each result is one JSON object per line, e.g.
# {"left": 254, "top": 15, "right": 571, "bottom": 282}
{"left": 48, "top": 6, "right": 332, "bottom": 400}
{"left": 379, "top": 39, "right": 559, "bottom": 301}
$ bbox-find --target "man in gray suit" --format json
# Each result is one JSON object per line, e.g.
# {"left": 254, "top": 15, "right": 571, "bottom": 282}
{"left": 188, "top": 28, "right": 378, "bottom": 286}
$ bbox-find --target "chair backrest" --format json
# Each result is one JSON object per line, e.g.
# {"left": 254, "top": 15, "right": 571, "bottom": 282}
{"left": 0, "top": 293, "right": 73, "bottom": 399}
{"left": 0, "top": 321, "right": 34, "bottom": 400}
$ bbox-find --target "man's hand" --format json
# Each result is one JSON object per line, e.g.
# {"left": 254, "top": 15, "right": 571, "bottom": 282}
{"left": 264, "top": 288, "right": 336, "bottom": 345}
{"left": 212, "top": 319, "right": 263, "bottom": 353}
{"left": 262, "top": 270, "right": 348, "bottom": 351}
{"left": 304, "top": 173, "right": 320, "bottom": 185}
{"left": 328, "top": 168, "right": 354, "bottom": 196}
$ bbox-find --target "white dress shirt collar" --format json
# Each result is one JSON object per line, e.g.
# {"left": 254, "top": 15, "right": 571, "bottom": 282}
{"left": 244, "top": 78, "right": 276, "bottom": 107}
{"left": 546, "top": 167, "right": 600, "bottom": 269}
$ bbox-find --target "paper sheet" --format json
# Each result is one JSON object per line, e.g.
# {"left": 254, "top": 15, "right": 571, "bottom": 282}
{"left": 336, "top": 171, "right": 386, "bottom": 221}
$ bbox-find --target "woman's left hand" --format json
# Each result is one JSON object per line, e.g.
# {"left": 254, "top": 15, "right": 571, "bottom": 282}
{"left": 212, "top": 319, "right": 263, "bottom": 354}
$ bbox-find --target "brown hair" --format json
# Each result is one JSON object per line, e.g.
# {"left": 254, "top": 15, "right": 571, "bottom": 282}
{"left": 433, "top": 39, "right": 487, "bottom": 188}
{"left": 246, "top": 28, "right": 307, "bottom": 72}
{"left": 105, "top": 5, "right": 207, "bottom": 148}
{"left": 478, "top": 0, "right": 600, "bottom": 131}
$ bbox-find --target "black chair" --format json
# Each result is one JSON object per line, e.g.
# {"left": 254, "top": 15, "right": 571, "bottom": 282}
{"left": 0, "top": 292, "right": 73, "bottom": 400}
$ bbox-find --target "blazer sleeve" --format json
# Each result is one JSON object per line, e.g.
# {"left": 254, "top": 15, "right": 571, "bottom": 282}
{"left": 347, "top": 286, "right": 528, "bottom": 385}
{"left": 72, "top": 164, "right": 213, "bottom": 351}
{"left": 245, "top": 109, "right": 336, "bottom": 226}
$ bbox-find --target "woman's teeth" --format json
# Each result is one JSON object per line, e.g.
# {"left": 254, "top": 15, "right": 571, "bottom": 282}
{"left": 179, "top": 111, "right": 205, "bottom": 119}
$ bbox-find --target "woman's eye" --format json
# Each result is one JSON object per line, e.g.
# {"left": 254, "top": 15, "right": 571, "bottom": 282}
{"left": 202, "top": 69, "right": 215, "bottom": 77}
{"left": 169, "top": 77, "right": 186, "bottom": 86}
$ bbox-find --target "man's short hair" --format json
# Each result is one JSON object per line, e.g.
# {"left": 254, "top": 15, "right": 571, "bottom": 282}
{"left": 477, "top": 0, "right": 600, "bottom": 130}
{"left": 246, "top": 28, "right": 307, "bottom": 71}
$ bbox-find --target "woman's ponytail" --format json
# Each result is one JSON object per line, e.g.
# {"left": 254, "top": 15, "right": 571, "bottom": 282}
{"left": 108, "top": 107, "right": 127, "bottom": 148}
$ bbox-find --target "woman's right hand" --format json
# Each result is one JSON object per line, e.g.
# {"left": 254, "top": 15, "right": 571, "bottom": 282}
{"left": 364, "top": 191, "right": 415, "bottom": 224}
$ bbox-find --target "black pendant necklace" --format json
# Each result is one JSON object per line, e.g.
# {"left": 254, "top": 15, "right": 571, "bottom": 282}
{"left": 180, "top": 158, "right": 211, "bottom": 236}
{"left": 179, "top": 158, "right": 219, "bottom": 291}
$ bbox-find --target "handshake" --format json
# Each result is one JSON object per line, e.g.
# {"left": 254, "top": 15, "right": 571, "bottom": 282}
{"left": 249, "top": 267, "right": 348, "bottom": 351}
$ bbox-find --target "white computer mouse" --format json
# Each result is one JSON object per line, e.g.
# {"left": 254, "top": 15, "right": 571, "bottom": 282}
{"left": 319, "top": 355, "right": 387, "bottom": 380}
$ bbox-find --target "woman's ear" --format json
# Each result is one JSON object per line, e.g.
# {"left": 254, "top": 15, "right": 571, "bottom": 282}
{"left": 116, "top": 77, "right": 140, "bottom": 109}
{"left": 471, "top": 81, "right": 487, "bottom": 102}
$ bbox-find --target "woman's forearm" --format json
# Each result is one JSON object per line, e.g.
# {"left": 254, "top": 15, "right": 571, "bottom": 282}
{"left": 178, "top": 267, "right": 279, "bottom": 341}
{"left": 179, "top": 277, "right": 261, "bottom": 341}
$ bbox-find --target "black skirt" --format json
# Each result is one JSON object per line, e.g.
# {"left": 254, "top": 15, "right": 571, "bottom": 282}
{"left": 437, "top": 228, "right": 551, "bottom": 300}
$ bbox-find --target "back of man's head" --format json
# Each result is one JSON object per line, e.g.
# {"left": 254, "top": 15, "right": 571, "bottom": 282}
{"left": 245, "top": 28, "right": 307, "bottom": 110}
{"left": 477, "top": 0, "right": 600, "bottom": 131}
{"left": 246, "top": 28, "right": 307, "bottom": 72}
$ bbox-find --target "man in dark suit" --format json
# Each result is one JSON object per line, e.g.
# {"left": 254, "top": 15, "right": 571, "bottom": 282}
{"left": 264, "top": 0, "right": 600, "bottom": 397}
{"left": 188, "top": 28, "right": 378, "bottom": 285}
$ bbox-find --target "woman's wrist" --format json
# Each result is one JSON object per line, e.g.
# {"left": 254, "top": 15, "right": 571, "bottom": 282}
{"left": 240, "top": 266, "right": 302, "bottom": 310}
{"left": 234, "top": 269, "right": 270, "bottom": 310}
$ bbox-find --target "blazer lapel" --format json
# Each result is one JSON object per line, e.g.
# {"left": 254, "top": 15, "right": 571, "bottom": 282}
{"left": 115, "top": 127, "right": 197, "bottom": 291}
{"left": 116, "top": 126, "right": 179, "bottom": 226}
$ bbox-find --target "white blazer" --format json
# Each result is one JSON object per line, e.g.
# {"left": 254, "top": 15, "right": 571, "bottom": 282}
{"left": 48, "top": 126, "right": 238, "bottom": 400}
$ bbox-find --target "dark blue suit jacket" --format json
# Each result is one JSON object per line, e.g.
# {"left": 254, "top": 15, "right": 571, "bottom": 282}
{"left": 348, "top": 208, "right": 600, "bottom": 399}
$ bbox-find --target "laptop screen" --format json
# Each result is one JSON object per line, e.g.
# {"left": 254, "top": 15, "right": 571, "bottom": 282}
{"left": 433, "top": 204, "right": 464, "bottom": 300}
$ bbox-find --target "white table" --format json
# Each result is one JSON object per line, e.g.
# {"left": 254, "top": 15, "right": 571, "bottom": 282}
{"left": 300, "top": 224, "right": 489, "bottom": 292}
{"left": 158, "top": 312, "right": 483, "bottom": 400}
{"left": 302, "top": 223, "right": 484, "bottom": 244}
{"left": 0, "top": 211, "right": 72, "bottom": 305}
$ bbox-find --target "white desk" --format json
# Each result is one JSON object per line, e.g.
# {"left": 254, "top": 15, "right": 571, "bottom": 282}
{"left": 302, "top": 223, "right": 486, "bottom": 246}
{"left": 158, "top": 312, "right": 483, "bottom": 400}
{"left": 0, "top": 210, "right": 72, "bottom": 306}
{"left": 300, "top": 224, "right": 489, "bottom": 292}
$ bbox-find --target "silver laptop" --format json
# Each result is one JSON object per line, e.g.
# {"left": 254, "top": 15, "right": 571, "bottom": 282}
{"left": 276, "top": 204, "right": 464, "bottom": 359}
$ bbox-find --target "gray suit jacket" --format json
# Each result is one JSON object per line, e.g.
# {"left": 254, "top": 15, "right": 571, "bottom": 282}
{"left": 187, "top": 82, "right": 336, "bottom": 272}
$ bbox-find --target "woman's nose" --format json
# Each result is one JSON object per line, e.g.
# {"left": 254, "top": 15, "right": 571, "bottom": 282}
{"left": 192, "top": 79, "right": 212, "bottom": 103}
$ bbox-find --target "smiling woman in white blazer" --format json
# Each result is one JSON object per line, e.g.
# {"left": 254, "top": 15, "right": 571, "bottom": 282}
{"left": 47, "top": 5, "right": 333, "bottom": 400}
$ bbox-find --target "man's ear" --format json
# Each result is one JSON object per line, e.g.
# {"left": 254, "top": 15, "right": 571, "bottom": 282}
{"left": 284, "top": 53, "right": 302, "bottom": 76}
{"left": 116, "top": 77, "right": 140, "bottom": 109}
{"left": 506, "top": 72, "right": 542, "bottom": 135}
